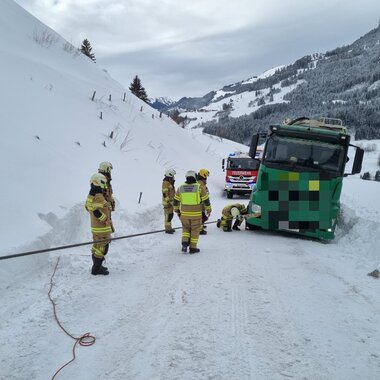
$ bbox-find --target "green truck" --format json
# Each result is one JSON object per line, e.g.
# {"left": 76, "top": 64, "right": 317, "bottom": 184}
{"left": 246, "top": 117, "right": 364, "bottom": 240}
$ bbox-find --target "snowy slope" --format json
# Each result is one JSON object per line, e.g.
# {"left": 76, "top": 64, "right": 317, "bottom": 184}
{"left": 0, "top": 0, "right": 247, "bottom": 252}
{"left": 0, "top": 1, "right": 380, "bottom": 380}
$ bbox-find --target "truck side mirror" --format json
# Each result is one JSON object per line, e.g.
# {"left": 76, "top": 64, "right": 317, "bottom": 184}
{"left": 351, "top": 147, "right": 364, "bottom": 175}
{"left": 248, "top": 134, "right": 259, "bottom": 158}
{"left": 222, "top": 158, "right": 225, "bottom": 171}
{"left": 344, "top": 146, "right": 364, "bottom": 176}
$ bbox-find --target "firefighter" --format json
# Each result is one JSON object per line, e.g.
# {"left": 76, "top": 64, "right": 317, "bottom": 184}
{"left": 197, "top": 168, "right": 211, "bottom": 235}
{"left": 85, "top": 173, "right": 113, "bottom": 275}
{"left": 217, "top": 203, "right": 247, "bottom": 232}
{"left": 162, "top": 168, "right": 176, "bottom": 234}
{"left": 98, "top": 161, "right": 115, "bottom": 212}
{"left": 174, "top": 170, "right": 211, "bottom": 253}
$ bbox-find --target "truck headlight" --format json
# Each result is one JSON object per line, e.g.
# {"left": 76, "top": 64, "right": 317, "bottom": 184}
{"left": 251, "top": 204, "right": 261, "bottom": 213}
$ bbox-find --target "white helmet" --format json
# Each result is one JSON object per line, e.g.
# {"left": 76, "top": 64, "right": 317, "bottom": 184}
{"left": 231, "top": 207, "right": 240, "bottom": 218}
{"left": 90, "top": 173, "right": 107, "bottom": 189}
{"left": 98, "top": 161, "right": 113, "bottom": 173}
{"left": 185, "top": 170, "right": 197, "bottom": 180}
{"left": 165, "top": 169, "right": 176, "bottom": 178}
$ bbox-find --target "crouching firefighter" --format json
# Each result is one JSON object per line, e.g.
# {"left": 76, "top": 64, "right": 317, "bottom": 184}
{"left": 162, "top": 169, "right": 176, "bottom": 234}
{"left": 85, "top": 173, "right": 114, "bottom": 275}
{"left": 217, "top": 204, "right": 247, "bottom": 232}
{"left": 174, "top": 170, "right": 211, "bottom": 253}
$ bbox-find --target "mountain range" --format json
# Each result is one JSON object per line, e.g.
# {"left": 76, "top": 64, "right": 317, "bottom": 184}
{"left": 151, "top": 23, "right": 380, "bottom": 143}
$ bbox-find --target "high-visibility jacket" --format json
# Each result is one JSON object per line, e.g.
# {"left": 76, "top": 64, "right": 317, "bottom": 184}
{"left": 174, "top": 181, "right": 211, "bottom": 219}
{"left": 85, "top": 190, "right": 113, "bottom": 235}
{"left": 162, "top": 177, "right": 175, "bottom": 207}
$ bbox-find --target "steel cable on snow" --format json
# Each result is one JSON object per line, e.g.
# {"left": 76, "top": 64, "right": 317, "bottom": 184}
{"left": 0, "top": 220, "right": 218, "bottom": 261}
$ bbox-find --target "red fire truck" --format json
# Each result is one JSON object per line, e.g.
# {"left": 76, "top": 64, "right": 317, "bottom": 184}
{"left": 222, "top": 151, "right": 261, "bottom": 199}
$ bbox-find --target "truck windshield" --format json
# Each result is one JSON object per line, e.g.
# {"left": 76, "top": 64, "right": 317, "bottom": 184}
{"left": 227, "top": 157, "right": 260, "bottom": 170}
{"left": 264, "top": 136, "right": 345, "bottom": 173}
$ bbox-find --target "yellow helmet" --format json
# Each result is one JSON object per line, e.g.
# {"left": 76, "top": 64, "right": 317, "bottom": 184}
{"left": 198, "top": 168, "right": 210, "bottom": 179}
{"left": 90, "top": 173, "right": 107, "bottom": 189}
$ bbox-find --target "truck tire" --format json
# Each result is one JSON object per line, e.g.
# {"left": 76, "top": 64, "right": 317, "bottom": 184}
{"left": 245, "top": 221, "right": 261, "bottom": 230}
{"left": 227, "top": 191, "right": 233, "bottom": 199}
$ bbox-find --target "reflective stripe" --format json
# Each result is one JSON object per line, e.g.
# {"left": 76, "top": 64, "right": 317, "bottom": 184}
{"left": 91, "top": 226, "right": 112, "bottom": 234}
{"left": 86, "top": 197, "right": 107, "bottom": 211}
{"left": 98, "top": 213, "right": 107, "bottom": 222}
{"left": 181, "top": 211, "right": 202, "bottom": 217}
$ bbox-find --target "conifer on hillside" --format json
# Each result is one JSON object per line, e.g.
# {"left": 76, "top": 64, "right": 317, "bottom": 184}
{"left": 80, "top": 38, "right": 96, "bottom": 62}
{"left": 129, "top": 75, "right": 148, "bottom": 102}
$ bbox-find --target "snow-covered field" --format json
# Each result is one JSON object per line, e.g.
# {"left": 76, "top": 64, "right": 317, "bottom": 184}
{"left": 1, "top": 1, "right": 380, "bottom": 379}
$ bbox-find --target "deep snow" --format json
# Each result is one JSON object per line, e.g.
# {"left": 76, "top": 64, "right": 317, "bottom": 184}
{"left": 1, "top": 1, "right": 380, "bottom": 379}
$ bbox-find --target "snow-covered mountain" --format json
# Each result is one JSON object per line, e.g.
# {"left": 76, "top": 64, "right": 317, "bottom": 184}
{"left": 157, "top": 25, "right": 380, "bottom": 142}
{"left": 149, "top": 96, "right": 177, "bottom": 111}
{"left": 1, "top": 1, "right": 380, "bottom": 379}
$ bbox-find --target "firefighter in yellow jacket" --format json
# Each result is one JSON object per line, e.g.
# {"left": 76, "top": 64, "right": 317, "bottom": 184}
{"left": 217, "top": 203, "right": 247, "bottom": 232}
{"left": 98, "top": 161, "right": 115, "bottom": 213}
{"left": 174, "top": 170, "right": 211, "bottom": 253}
{"left": 197, "top": 168, "right": 210, "bottom": 235}
{"left": 85, "top": 173, "right": 113, "bottom": 275}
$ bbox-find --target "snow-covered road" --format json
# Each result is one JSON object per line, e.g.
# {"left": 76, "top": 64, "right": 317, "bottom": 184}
{"left": 1, "top": 186, "right": 379, "bottom": 380}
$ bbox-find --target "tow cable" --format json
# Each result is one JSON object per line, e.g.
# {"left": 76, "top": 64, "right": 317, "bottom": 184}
{"left": 0, "top": 220, "right": 218, "bottom": 261}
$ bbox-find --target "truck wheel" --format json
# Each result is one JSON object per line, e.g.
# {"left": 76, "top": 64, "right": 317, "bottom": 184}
{"left": 227, "top": 191, "right": 233, "bottom": 199}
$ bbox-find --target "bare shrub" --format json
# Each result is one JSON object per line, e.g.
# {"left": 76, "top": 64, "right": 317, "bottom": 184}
{"left": 120, "top": 130, "right": 133, "bottom": 151}
{"left": 63, "top": 41, "right": 80, "bottom": 57}
{"left": 32, "top": 28, "right": 58, "bottom": 47}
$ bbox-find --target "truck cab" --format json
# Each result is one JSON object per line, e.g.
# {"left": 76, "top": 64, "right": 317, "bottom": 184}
{"left": 222, "top": 151, "right": 261, "bottom": 199}
{"left": 246, "top": 117, "right": 364, "bottom": 240}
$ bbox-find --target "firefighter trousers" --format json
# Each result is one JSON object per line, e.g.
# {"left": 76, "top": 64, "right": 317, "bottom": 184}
{"left": 180, "top": 217, "right": 202, "bottom": 249}
{"left": 164, "top": 205, "right": 174, "bottom": 231}
{"left": 91, "top": 233, "right": 111, "bottom": 259}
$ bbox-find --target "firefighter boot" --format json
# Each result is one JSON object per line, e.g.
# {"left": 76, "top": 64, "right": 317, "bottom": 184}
{"left": 181, "top": 243, "right": 188, "bottom": 253}
{"left": 189, "top": 247, "right": 200, "bottom": 254}
{"left": 199, "top": 229, "right": 207, "bottom": 235}
{"left": 91, "top": 255, "right": 109, "bottom": 275}
{"left": 216, "top": 219, "right": 221, "bottom": 228}
{"left": 165, "top": 229, "right": 175, "bottom": 234}
{"left": 232, "top": 220, "right": 241, "bottom": 231}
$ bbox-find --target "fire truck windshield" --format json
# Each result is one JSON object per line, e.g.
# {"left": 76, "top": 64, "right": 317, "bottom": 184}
{"left": 264, "top": 136, "right": 346, "bottom": 174}
{"left": 227, "top": 157, "right": 260, "bottom": 170}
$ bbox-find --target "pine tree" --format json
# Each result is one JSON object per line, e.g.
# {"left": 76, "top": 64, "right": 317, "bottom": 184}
{"left": 80, "top": 39, "right": 96, "bottom": 62}
{"left": 129, "top": 75, "right": 148, "bottom": 102}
